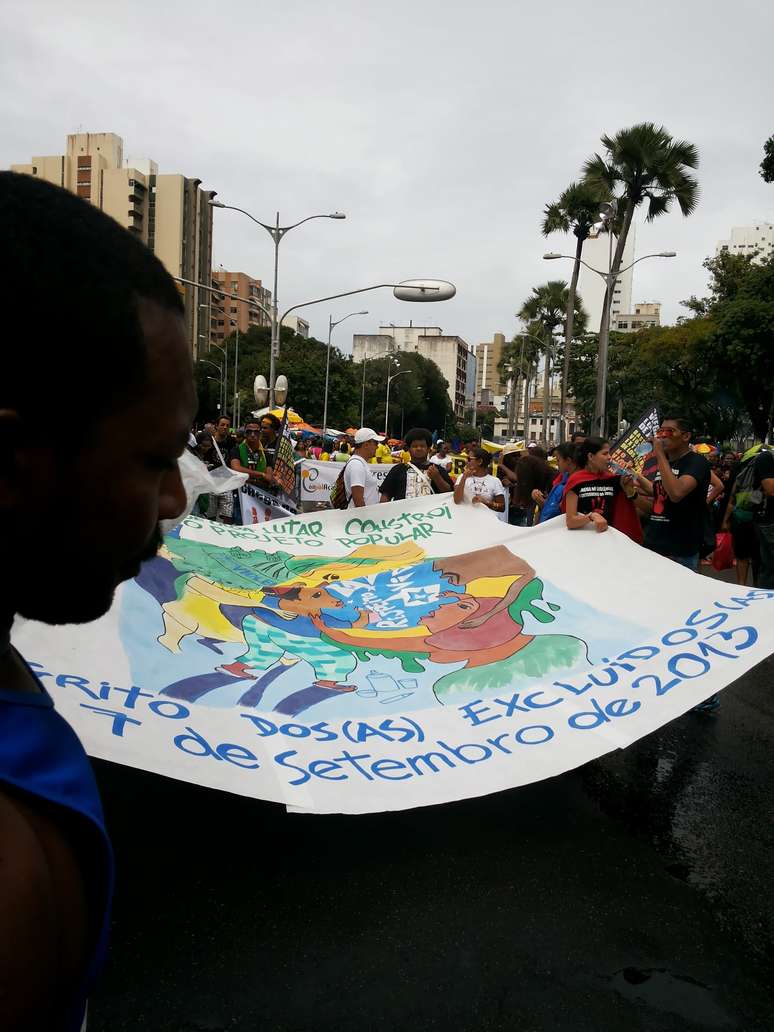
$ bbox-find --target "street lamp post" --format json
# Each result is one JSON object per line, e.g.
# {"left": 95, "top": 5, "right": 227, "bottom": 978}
{"left": 323, "top": 309, "right": 368, "bottom": 435}
{"left": 544, "top": 250, "right": 676, "bottom": 436}
{"left": 210, "top": 201, "right": 346, "bottom": 407}
{"left": 385, "top": 359, "right": 410, "bottom": 436}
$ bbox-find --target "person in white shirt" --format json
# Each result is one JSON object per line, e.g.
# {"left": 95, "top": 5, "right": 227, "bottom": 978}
{"left": 429, "top": 440, "right": 452, "bottom": 470}
{"left": 453, "top": 446, "right": 507, "bottom": 521}
{"left": 344, "top": 427, "right": 383, "bottom": 507}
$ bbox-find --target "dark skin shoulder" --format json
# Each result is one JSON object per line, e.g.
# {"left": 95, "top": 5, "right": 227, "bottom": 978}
{"left": 0, "top": 786, "right": 88, "bottom": 1030}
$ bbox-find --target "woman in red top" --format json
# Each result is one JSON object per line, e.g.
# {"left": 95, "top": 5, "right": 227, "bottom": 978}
{"left": 562, "top": 437, "right": 643, "bottom": 542}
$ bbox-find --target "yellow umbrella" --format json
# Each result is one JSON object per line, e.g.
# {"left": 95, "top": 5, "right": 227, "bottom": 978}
{"left": 270, "top": 407, "right": 303, "bottom": 424}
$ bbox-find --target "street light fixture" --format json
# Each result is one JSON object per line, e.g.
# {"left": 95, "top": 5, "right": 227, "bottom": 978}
{"left": 385, "top": 359, "right": 411, "bottom": 436}
{"left": 543, "top": 250, "right": 677, "bottom": 435}
{"left": 323, "top": 309, "right": 368, "bottom": 435}
{"left": 209, "top": 200, "right": 347, "bottom": 406}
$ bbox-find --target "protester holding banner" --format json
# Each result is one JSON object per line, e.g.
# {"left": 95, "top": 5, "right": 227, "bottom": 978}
{"left": 641, "top": 418, "right": 711, "bottom": 571}
{"left": 0, "top": 170, "right": 195, "bottom": 1029}
{"left": 345, "top": 428, "right": 383, "bottom": 507}
{"left": 453, "top": 446, "right": 508, "bottom": 520}
{"left": 229, "top": 417, "right": 276, "bottom": 492}
{"left": 563, "top": 437, "right": 642, "bottom": 541}
{"left": 379, "top": 428, "right": 453, "bottom": 502}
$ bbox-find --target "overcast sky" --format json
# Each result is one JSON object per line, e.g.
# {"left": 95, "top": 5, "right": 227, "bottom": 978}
{"left": 2, "top": 0, "right": 772, "bottom": 350}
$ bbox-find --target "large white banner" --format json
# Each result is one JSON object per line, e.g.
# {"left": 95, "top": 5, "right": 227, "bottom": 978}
{"left": 298, "top": 459, "right": 391, "bottom": 504}
{"left": 13, "top": 496, "right": 774, "bottom": 814}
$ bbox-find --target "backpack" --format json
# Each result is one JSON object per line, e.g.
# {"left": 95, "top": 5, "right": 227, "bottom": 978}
{"left": 330, "top": 467, "right": 349, "bottom": 509}
{"left": 733, "top": 450, "right": 767, "bottom": 518}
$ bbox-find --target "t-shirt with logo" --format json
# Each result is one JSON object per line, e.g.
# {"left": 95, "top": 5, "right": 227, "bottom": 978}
{"left": 644, "top": 451, "right": 711, "bottom": 557}
{"left": 571, "top": 474, "right": 621, "bottom": 522}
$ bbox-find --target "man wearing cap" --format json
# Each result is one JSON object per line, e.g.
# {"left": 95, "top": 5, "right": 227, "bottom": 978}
{"left": 345, "top": 428, "right": 382, "bottom": 507}
{"left": 380, "top": 427, "right": 453, "bottom": 502}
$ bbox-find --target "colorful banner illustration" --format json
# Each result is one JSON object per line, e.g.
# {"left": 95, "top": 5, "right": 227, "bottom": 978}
{"left": 298, "top": 459, "right": 391, "bottom": 503}
{"left": 13, "top": 496, "right": 774, "bottom": 814}
{"left": 609, "top": 406, "right": 660, "bottom": 476}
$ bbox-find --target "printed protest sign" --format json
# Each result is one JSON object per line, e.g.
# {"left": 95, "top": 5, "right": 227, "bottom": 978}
{"left": 609, "top": 407, "right": 660, "bottom": 475}
{"left": 298, "top": 459, "right": 390, "bottom": 504}
{"left": 14, "top": 496, "right": 774, "bottom": 814}
{"left": 238, "top": 484, "right": 297, "bottom": 525}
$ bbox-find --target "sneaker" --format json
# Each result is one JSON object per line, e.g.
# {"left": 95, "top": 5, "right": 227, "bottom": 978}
{"left": 692, "top": 693, "right": 721, "bottom": 713}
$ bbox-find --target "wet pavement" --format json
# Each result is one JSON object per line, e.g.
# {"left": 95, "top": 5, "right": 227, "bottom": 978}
{"left": 89, "top": 570, "right": 774, "bottom": 1031}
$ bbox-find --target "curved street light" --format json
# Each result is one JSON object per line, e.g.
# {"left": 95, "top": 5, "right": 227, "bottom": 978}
{"left": 210, "top": 200, "right": 346, "bottom": 407}
{"left": 323, "top": 309, "right": 368, "bottom": 435}
{"left": 385, "top": 362, "right": 411, "bottom": 436}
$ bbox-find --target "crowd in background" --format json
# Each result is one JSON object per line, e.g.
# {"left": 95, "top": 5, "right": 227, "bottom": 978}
{"left": 188, "top": 414, "right": 774, "bottom": 594}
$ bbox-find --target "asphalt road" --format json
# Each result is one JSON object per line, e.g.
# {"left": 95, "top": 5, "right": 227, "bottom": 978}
{"left": 88, "top": 568, "right": 774, "bottom": 1032}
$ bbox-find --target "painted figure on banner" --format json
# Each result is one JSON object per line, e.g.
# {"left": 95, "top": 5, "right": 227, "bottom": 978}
{"left": 129, "top": 529, "right": 618, "bottom": 717}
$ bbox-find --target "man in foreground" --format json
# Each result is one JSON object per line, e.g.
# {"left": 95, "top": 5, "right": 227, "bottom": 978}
{"left": 379, "top": 427, "right": 453, "bottom": 501}
{"left": 0, "top": 171, "right": 195, "bottom": 1029}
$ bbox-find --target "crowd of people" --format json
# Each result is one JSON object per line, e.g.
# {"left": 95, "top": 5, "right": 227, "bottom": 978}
{"left": 189, "top": 414, "right": 774, "bottom": 594}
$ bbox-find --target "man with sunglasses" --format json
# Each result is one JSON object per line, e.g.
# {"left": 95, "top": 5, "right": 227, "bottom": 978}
{"left": 229, "top": 417, "right": 277, "bottom": 492}
{"left": 642, "top": 416, "right": 710, "bottom": 572}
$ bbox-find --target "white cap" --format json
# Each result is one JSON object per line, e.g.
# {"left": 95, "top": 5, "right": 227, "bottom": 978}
{"left": 354, "top": 427, "right": 384, "bottom": 445}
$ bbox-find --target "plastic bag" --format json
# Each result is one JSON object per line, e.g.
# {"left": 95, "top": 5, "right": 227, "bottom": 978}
{"left": 711, "top": 531, "right": 734, "bottom": 572}
{"left": 160, "top": 449, "right": 247, "bottom": 533}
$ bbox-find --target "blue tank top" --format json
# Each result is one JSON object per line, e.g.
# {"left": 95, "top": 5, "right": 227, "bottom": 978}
{"left": 0, "top": 681, "right": 113, "bottom": 1031}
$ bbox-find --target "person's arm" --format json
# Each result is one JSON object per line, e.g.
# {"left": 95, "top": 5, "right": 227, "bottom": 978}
{"left": 531, "top": 488, "right": 546, "bottom": 509}
{"left": 472, "top": 492, "right": 505, "bottom": 513}
{"left": 565, "top": 489, "right": 607, "bottom": 532}
{"left": 453, "top": 471, "right": 467, "bottom": 505}
{"left": 0, "top": 788, "right": 90, "bottom": 1030}
{"left": 652, "top": 440, "right": 698, "bottom": 502}
{"left": 348, "top": 459, "right": 368, "bottom": 507}
{"left": 428, "top": 463, "right": 453, "bottom": 494}
{"left": 707, "top": 470, "right": 724, "bottom": 504}
{"left": 229, "top": 455, "right": 273, "bottom": 486}
{"left": 497, "top": 462, "right": 518, "bottom": 484}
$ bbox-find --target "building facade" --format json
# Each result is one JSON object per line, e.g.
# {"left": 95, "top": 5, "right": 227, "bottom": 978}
{"left": 353, "top": 324, "right": 470, "bottom": 417}
{"left": 210, "top": 270, "right": 271, "bottom": 342}
{"left": 11, "top": 132, "right": 215, "bottom": 357}
{"left": 612, "top": 302, "right": 661, "bottom": 333}
{"left": 716, "top": 223, "right": 774, "bottom": 261}
{"left": 473, "top": 332, "right": 508, "bottom": 398}
{"left": 281, "top": 314, "right": 310, "bottom": 338}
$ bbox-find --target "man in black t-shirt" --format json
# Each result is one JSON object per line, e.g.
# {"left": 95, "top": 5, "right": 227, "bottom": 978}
{"left": 753, "top": 448, "right": 774, "bottom": 588}
{"left": 643, "top": 416, "right": 710, "bottom": 571}
{"left": 379, "top": 427, "right": 453, "bottom": 502}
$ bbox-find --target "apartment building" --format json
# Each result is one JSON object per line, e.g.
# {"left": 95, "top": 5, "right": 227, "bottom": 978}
{"left": 210, "top": 270, "right": 271, "bottom": 342}
{"left": 11, "top": 132, "right": 214, "bottom": 357}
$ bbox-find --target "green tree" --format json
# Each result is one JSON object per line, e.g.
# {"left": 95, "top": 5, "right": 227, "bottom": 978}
{"left": 761, "top": 133, "right": 774, "bottom": 183}
{"left": 583, "top": 122, "right": 699, "bottom": 431}
{"left": 196, "top": 325, "right": 361, "bottom": 428}
{"left": 679, "top": 251, "right": 774, "bottom": 439}
{"left": 517, "top": 281, "right": 588, "bottom": 442}
{"left": 357, "top": 351, "right": 453, "bottom": 438}
{"left": 498, "top": 333, "right": 543, "bottom": 438}
{"left": 542, "top": 180, "right": 607, "bottom": 439}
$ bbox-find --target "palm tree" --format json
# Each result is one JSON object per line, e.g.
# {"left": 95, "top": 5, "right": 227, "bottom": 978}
{"left": 498, "top": 334, "right": 541, "bottom": 438}
{"left": 542, "top": 180, "right": 607, "bottom": 441}
{"left": 583, "top": 122, "right": 699, "bottom": 432}
{"left": 517, "top": 282, "right": 587, "bottom": 444}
